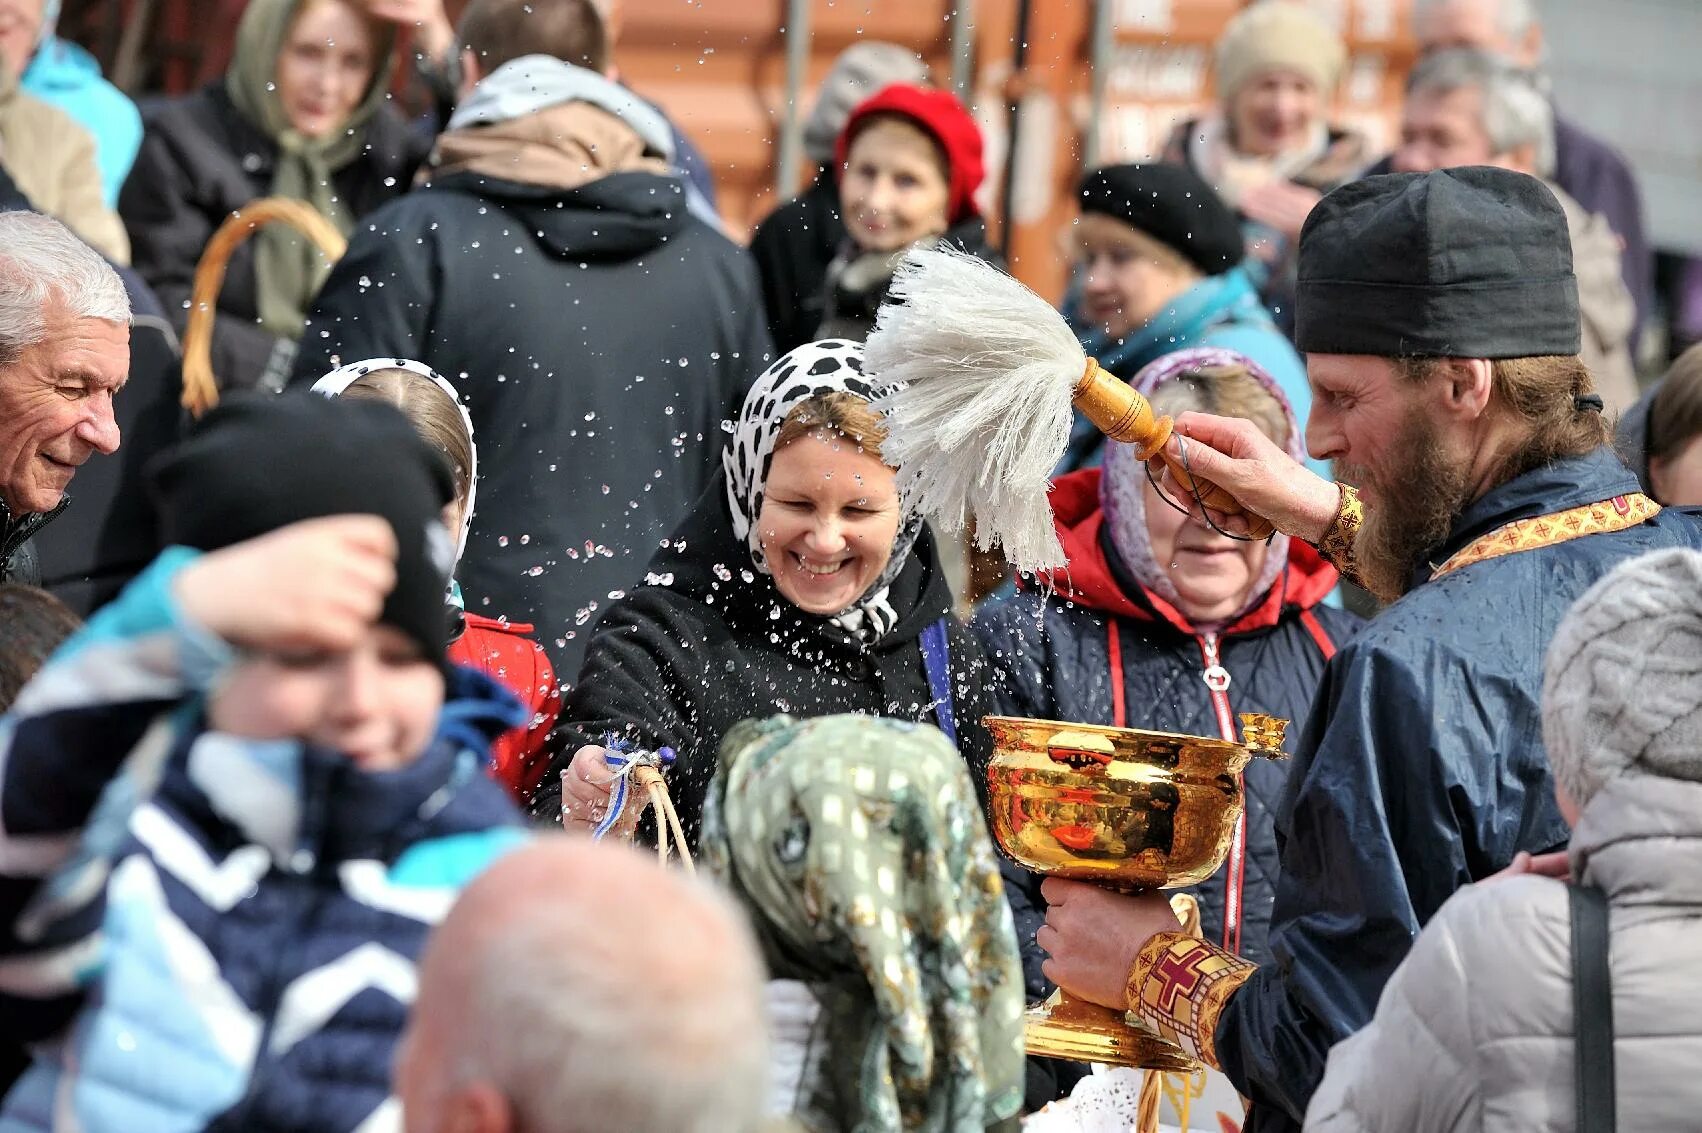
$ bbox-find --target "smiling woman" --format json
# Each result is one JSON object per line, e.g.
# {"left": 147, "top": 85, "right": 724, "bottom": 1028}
{"left": 539, "top": 339, "right": 1001, "bottom": 848}
{"left": 119, "top": 0, "right": 432, "bottom": 392}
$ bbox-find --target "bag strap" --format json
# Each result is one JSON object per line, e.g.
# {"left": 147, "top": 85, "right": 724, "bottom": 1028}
{"left": 1569, "top": 882, "right": 1616, "bottom": 1133}
{"left": 920, "top": 617, "right": 958, "bottom": 746}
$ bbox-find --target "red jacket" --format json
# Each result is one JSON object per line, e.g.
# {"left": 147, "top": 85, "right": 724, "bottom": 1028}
{"left": 447, "top": 613, "right": 561, "bottom": 801}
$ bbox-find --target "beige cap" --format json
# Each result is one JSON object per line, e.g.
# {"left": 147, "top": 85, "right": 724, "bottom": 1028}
{"left": 1214, "top": 1, "right": 1347, "bottom": 103}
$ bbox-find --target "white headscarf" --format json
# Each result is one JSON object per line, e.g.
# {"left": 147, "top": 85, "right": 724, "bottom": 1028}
{"left": 311, "top": 358, "right": 477, "bottom": 563}
{"left": 723, "top": 340, "right": 922, "bottom": 642}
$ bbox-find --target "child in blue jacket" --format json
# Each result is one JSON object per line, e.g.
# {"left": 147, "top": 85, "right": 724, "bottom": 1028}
{"left": 0, "top": 393, "right": 528, "bottom": 1133}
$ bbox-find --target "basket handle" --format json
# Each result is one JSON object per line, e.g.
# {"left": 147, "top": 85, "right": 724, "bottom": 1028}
{"left": 180, "top": 198, "right": 349, "bottom": 418}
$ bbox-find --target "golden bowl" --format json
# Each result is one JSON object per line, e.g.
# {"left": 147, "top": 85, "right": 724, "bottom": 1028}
{"left": 985, "top": 714, "right": 1287, "bottom": 891}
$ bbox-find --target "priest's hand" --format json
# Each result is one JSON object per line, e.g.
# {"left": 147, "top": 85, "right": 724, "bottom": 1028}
{"left": 1037, "top": 879, "right": 1181, "bottom": 1011}
{"left": 1156, "top": 412, "right": 1342, "bottom": 544}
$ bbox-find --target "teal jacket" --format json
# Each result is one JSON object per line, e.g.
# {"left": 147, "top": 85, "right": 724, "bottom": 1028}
{"left": 1061, "top": 268, "right": 1317, "bottom": 475}
{"left": 22, "top": 38, "right": 141, "bottom": 207}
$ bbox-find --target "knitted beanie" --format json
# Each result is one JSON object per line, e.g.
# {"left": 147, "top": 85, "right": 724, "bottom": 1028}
{"left": 149, "top": 392, "right": 458, "bottom": 671}
{"left": 1078, "top": 163, "right": 1246, "bottom": 275}
{"left": 836, "top": 83, "right": 985, "bottom": 223}
{"left": 802, "top": 42, "right": 930, "bottom": 165}
{"left": 1542, "top": 547, "right": 1702, "bottom": 808}
{"left": 1214, "top": 1, "right": 1346, "bottom": 103}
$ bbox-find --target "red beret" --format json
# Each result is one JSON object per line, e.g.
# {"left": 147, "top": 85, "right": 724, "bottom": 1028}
{"left": 834, "top": 83, "right": 985, "bottom": 224}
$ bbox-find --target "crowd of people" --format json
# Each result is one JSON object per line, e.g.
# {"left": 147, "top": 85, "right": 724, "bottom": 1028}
{"left": 0, "top": 0, "right": 1697, "bottom": 1131}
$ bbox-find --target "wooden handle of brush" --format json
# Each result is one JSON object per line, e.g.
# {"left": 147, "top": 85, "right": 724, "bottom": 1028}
{"left": 1073, "top": 358, "right": 1172, "bottom": 459}
{"left": 1075, "top": 359, "right": 1276, "bottom": 539}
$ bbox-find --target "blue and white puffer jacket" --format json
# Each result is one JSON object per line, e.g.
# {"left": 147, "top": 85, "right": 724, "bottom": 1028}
{"left": 0, "top": 549, "right": 529, "bottom": 1133}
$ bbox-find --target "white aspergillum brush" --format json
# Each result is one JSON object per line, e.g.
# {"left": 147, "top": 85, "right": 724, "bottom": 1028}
{"left": 865, "top": 244, "right": 1271, "bottom": 574}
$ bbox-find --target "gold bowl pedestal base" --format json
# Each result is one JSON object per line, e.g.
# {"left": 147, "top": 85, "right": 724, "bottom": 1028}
{"left": 1025, "top": 990, "right": 1199, "bottom": 1072}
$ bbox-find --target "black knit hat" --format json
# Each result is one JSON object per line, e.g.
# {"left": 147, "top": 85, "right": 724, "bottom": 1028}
{"left": 1077, "top": 163, "right": 1246, "bottom": 275}
{"left": 1295, "top": 167, "right": 1582, "bottom": 358}
{"left": 148, "top": 392, "right": 458, "bottom": 669}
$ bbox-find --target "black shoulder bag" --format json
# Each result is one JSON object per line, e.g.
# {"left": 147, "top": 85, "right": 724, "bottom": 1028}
{"left": 1570, "top": 883, "right": 1616, "bottom": 1132}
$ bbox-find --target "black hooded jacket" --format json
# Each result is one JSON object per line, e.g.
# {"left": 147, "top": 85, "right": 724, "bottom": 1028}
{"left": 533, "top": 476, "right": 997, "bottom": 843}
{"left": 289, "top": 169, "right": 771, "bottom": 678}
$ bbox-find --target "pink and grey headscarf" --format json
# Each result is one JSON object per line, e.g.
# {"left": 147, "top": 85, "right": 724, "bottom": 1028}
{"left": 1100, "top": 347, "right": 1307, "bottom": 630}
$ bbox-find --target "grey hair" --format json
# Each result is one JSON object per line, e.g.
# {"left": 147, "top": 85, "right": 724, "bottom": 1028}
{"left": 0, "top": 212, "right": 129, "bottom": 369}
{"left": 1406, "top": 47, "right": 1555, "bottom": 178}
{"left": 1413, "top": 0, "right": 1539, "bottom": 43}
{"left": 451, "top": 873, "right": 770, "bottom": 1133}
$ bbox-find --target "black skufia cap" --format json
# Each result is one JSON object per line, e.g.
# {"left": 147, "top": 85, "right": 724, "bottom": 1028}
{"left": 147, "top": 392, "right": 458, "bottom": 669}
{"left": 1295, "top": 166, "right": 1582, "bottom": 359}
{"left": 1078, "top": 162, "right": 1247, "bottom": 276}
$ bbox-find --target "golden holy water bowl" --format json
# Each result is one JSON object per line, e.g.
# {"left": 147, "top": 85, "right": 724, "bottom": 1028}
{"left": 985, "top": 714, "right": 1287, "bottom": 891}
{"left": 985, "top": 713, "right": 1288, "bottom": 1068}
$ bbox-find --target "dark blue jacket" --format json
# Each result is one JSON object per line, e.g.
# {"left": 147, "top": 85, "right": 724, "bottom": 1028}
{"left": 0, "top": 551, "right": 528, "bottom": 1133}
{"left": 973, "top": 471, "right": 1360, "bottom": 999}
{"left": 1213, "top": 448, "right": 1702, "bottom": 1132}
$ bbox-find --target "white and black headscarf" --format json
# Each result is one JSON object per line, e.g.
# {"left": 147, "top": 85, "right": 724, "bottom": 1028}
{"left": 723, "top": 339, "right": 923, "bottom": 643}
{"left": 312, "top": 357, "right": 477, "bottom": 561}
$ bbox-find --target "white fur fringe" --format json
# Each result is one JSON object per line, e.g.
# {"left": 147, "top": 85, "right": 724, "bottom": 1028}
{"left": 865, "top": 244, "right": 1085, "bottom": 574}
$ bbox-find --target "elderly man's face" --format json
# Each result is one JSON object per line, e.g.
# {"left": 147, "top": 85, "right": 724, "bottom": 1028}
{"left": 1393, "top": 86, "right": 1499, "bottom": 174}
{"left": 0, "top": 308, "right": 127, "bottom": 516}
{"left": 0, "top": 0, "right": 45, "bottom": 80}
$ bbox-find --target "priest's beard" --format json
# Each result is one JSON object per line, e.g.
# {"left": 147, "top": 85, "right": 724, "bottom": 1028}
{"left": 1338, "top": 408, "right": 1474, "bottom": 603}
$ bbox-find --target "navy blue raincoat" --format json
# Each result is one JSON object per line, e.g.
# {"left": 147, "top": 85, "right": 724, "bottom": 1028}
{"left": 1216, "top": 447, "right": 1702, "bottom": 1132}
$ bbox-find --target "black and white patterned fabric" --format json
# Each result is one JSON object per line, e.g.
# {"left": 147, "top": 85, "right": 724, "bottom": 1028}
{"left": 722, "top": 339, "right": 922, "bottom": 642}
{"left": 311, "top": 356, "right": 477, "bottom": 561}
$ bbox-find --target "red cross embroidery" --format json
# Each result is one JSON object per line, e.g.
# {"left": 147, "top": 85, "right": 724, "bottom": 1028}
{"left": 1155, "top": 946, "right": 1213, "bottom": 1014}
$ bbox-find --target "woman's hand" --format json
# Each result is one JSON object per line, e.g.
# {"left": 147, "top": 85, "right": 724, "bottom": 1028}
{"left": 362, "top": 0, "right": 455, "bottom": 61}
{"left": 1155, "top": 412, "right": 1341, "bottom": 544}
{"left": 558, "top": 744, "right": 652, "bottom": 840}
{"left": 1484, "top": 850, "right": 1571, "bottom": 884}
{"left": 173, "top": 516, "right": 397, "bottom": 653}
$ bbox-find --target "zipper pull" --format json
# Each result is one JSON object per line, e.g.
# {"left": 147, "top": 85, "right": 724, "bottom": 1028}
{"left": 1202, "top": 632, "right": 1231, "bottom": 693}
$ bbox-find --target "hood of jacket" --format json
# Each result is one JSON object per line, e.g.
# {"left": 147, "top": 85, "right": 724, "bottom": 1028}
{"left": 427, "top": 166, "right": 690, "bottom": 261}
{"left": 1572, "top": 774, "right": 1702, "bottom": 909}
{"left": 637, "top": 474, "right": 956, "bottom": 658}
{"left": 426, "top": 54, "right": 689, "bottom": 260}
{"left": 179, "top": 665, "right": 522, "bottom": 867}
{"left": 1071, "top": 267, "right": 1276, "bottom": 381}
{"left": 1036, "top": 467, "right": 1338, "bottom": 638}
{"left": 1615, "top": 377, "right": 1660, "bottom": 495}
{"left": 445, "top": 54, "right": 675, "bottom": 157}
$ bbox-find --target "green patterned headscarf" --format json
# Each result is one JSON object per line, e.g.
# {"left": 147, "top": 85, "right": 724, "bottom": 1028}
{"left": 225, "top": 0, "right": 397, "bottom": 341}
{"left": 702, "top": 714, "right": 1025, "bottom": 1133}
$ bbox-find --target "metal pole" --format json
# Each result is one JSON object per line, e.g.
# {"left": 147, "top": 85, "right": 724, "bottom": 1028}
{"left": 776, "top": 0, "right": 814, "bottom": 197}
{"left": 1084, "top": 0, "right": 1115, "bottom": 171}
{"left": 950, "top": 0, "right": 976, "bottom": 104}
{"left": 998, "top": 0, "right": 1033, "bottom": 256}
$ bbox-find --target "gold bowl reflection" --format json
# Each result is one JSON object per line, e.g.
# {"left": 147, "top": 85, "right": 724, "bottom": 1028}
{"left": 986, "top": 713, "right": 1288, "bottom": 1069}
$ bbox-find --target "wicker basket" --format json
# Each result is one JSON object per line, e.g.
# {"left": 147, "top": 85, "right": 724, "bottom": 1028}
{"left": 180, "top": 198, "right": 348, "bottom": 417}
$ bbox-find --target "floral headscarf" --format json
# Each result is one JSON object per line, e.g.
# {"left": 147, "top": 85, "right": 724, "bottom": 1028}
{"left": 701, "top": 714, "right": 1025, "bottom": 1132}
{"left": 723, "top": 339, "right": 922, "bottom": 642}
